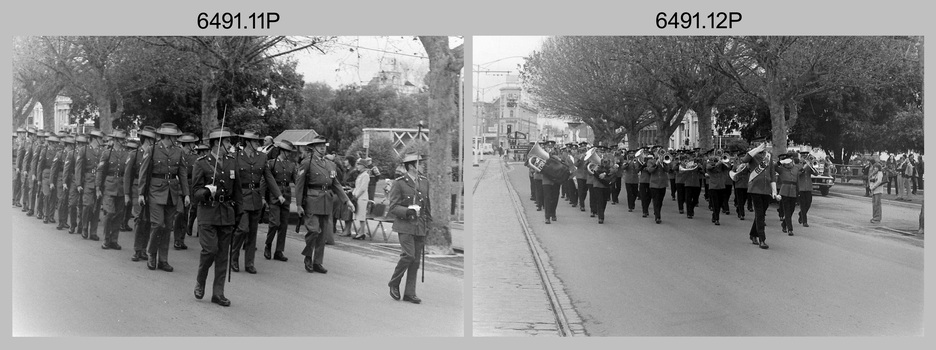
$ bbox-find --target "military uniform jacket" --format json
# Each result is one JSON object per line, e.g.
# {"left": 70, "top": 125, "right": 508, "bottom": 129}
{"left": 796, "top": 164, "right": 816, "bottom": 192}
{"left": 75, "top": 145, "right": 104, "bottom": 189}
{"left": 293, "top": 155, "right": 350, "bottom": 215}
{"left": 733, "top": 165, "right": 750, "bottom": 189}
{"left": 97, "top": 148, "right": 128, "bottom": 197}
{"left": 29, "top": 142, "right": 42, "bottom": 177}
{"left": 192, "top": 152, "right": 243, "bottom": 226}
{"left": 71, "top": 145, "right": 86, "bottom": 188}
{"left": 741, "top": 154, "right": 776, "bottom": 195}
{"left": 16, "top": 142, "right": 27, "bottom": 173}
{"left": 49, "top": 147, "right": 65, "bottom": 186}
{"left": 680, "top": 164, "right": 705, "bottom": 187}
{"left": 182, "top": 149, "right": 198, "bottom": 182}
{"left": 622, "top": 160, "right": 640, "bottom": 184}
{"left": 775, "top": 164, "right": 801, "bottom": 197}
{"left": 59, "top": 148, "right": 76, "bottom": 189}
{"left": 646, "top": 161, "right": 668, "bottom": 188}
{"left": 39, "top": 144, "right": 56, "bottom": 179}
{"left": 388, "top": 173, "right": 431, "bottom": 236}
{"left": 574, "top": 156, "right": 588, "bottom": 179}
{"left": 706, "top": 162, "right": 730, "bottom": 190}
{"left": 638, "top": 163, "right": 651, "bottom": 184}
{"left": 673, "top": 162, "right": 687, "bottom": 184}
{"left": 124, "top": 149, "right": 145, "bottom": 198}
{"left": 264, "top": 156, "right": 296, "bottom": 204}
{"left": 138, "top": 142, "right": 189, "bottom": 206}
{"left": 235, "top": 149, "right": 268, "bottom": 211}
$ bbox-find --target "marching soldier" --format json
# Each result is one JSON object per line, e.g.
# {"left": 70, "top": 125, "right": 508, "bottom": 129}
{"left": 75, "top": 129, "right": 105, "bottom": 240}
{"left": 192, "top": 127, "right": 243, "bottom": 307}
{"left": 28, "top": 130, "right": 48, "bottom": 218}
{"left": 387, "top": 152, "right": 430, "bottom": 304}
{"left": 622, "top": 149, "right": 640, "bottom": 213}
{"left": 797, "top": 151, "right": 818, "bottom": 227}
{"left": 741, "top": 142, "right": 778, "bottom": 249}
{"left": 40, "top": 134, "right": 63, "bottom": 225}
{"left": 672, "top": 153, "right": 687, "bottom": 215}
{"left": 732, "top": 151, "right": 751, "bottom": 221}
{"left": 19, "top": 126, "right": 36, "bottom": 211}
{"left": 55, "top": 135, "right": 76, "bottom": 231}
{"left": 127, "top": 127, "right": 157, "bottom": 262}
{"left": 230, "top": 130, "right": 268, "bottom": 274}
{"left": 173, "top": 133, "right": 200, "bottom": 250}
{"left": 119, "top": 140, "right": 140, "bottom": 233}
{"left": 680, "top": 155, "right": 705, "bottom": 219}
{"left": 667, "top": 149, "right": 677, "bottom": 202}
{"left": 574, "top": 141, "right": 590, "bottom": 211}
{"left": 138, "top": 123, "right": 190, "bottom": 272}
{"left": 263, "top": 139, "right": 297, "bottom": 262}
{"left": 67, "top": 135, "right": 88, "bottom": 234}
{"left": 638, "top": 147, "right": 652, "bottom": 218}
{"left": 609, "top": 149, "right": 623, "bottom": 205}
{"left": 187, "top": 144, "right": 210, "bottom": 237}
{"left": 647, "top": 150, "right": 668, "bottom": 224}
{"left": 776, "top": 152, "right": 801, "bottom": 235}
{"left": 14, "top": 127, "right": 27, "bottom": 207}
{"left": 706, "top": 154, "right": 730, "bottom": 226}
{"left": 293, "top": 135, "right": 353, "bottom": 274}
{"left": 541, "top": 141, "right": 561, "bottom": 224}
{"left": 97, "top": 130, "right": 129, "bottom": 250}
{"left": 562, "top": 145, "right": 579, "bottom": 206}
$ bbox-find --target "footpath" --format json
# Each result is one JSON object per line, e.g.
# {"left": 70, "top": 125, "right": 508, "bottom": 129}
{"left": 472, "top": 158, "right": 580, "bottom": 336}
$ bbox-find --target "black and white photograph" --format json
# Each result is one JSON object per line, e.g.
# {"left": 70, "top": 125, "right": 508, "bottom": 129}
{"left": 11, "top": 35, "right": 465, "bottom": 336}
{"left": 471, "top": 36, "right": 923, "bottom": 336}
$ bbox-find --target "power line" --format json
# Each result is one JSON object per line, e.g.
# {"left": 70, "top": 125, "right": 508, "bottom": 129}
{"left": 333, "top": 42, "right": 427, "bottom": 59}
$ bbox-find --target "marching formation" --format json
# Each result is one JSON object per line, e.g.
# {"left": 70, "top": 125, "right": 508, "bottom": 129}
{"left": 12, "top": 123, "right": 431, "bottom": 307}
{"left": 525, "top": 139, "right": 835, "bottom": 249}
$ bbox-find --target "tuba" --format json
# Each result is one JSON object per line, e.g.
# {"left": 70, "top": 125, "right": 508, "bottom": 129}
{"left": 584, "top": 147, "right": 602, "bottom": 174}
{"left": 526, "top": 142, "right": 549, "bottom": 172}
{"left": 729, "top": 162, "right": 748, "bottom": 182}
{"left": 662, "top": 151, "right": 673, "bottom": 165}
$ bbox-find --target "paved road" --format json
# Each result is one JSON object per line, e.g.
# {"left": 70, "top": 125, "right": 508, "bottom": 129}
{"left": 504, "top": 162, "right": 923, "bottom": 336}
{"left": 12, "top": 208, "right": 463, "bottom": 336}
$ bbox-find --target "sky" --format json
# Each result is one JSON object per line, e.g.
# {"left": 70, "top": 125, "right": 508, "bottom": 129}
{"left": 472, "top": 36, "right": 569, "bottom": 130}
{"left": 286, "top": 36, "right": 462, "bottom": 89}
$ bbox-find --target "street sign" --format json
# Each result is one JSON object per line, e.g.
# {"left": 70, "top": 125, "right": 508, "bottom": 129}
{"left": 363, "top": 133, "right": 370, "bottom": 148}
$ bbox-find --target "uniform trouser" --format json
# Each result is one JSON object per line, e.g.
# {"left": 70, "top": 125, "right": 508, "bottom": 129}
{"left": 565, "top": 178, "right": 578, "bottom": 204}
{"left": 669, "top": 179, "right": 677, "bottom": 199}
{"left": 734, "top": 187, "right": 748, "bottom": 218}
{"left": 533, "top": 179, "right": 544, "bottom": 209}
{"left": 871, "top": 193, "right": 882, "bottom": 222}
{"left": 529, "top": 176, "right": 535, "bottom": 200}
{"left": 19, "top": 175, "right": 28, "bottom": 208}
{"left": 780, "top": 195, "right": 797, "bottom": 231}
{"left": 187, "top": 205, "right": 198, "bottom": 236}
{"left": 749, "top": 193, "right": 770, "bottom": 243}
{"left": 133, "top": 204, "right": 151, "bottom": 253}
{"left": 610, "top": 178, "right": 622, "bottom": 203}
{"left": 44, "top": 186, "right": 57, "bottom": 221}
{"left": 302, "top": 213, "right": 332, "bottom": 265}
{"left": 27, "top": 176, "right": 38, "bottom": 212}
{"left": 389, "top": 233, "right": 424, "bottom": 297}
{"left": 102, "top": 195, "right": 125, "bottom": 245}
{"left": 797, "top": 191, "right": 812, "bottom": 224}
{"left": 173, "top": 203, "right": 191, "bottom": 244}
{"left": 265, "top": 203, "right": 290, "bottom": 253}
{"left": 56, "top": 185, "right": 69, "bottom": 226}
{"left": 35, "top": 179, "right": 45, "bottom": 217}
{"left": 13, "top": 173, "right": 21, "bottom": 204}
{"left": 625, "top": 183, "right": 639, "bottom": 210}
{"left": 68, "top": 186, "right": 81, "bottom": 231}
{"left": 232, "top": 209, "right": 262, "bottom": 268}
{"left": 149, "top": 201, "right": 177, "bottom": 263}
{"left": 650, "top": 188, "right": 665, "bottom": 219}
{"left": 123, "top": 198, "right": 135, "bottom": 228}
{"left": 675, "top": 183, "right": 686, "bottom": 211}
{"left": 588, "top": 184, "right": 597, "bottom": 214}
{"left": 722, "top": 185, "right": 732, "bottom": 213}
{"left": 639, "top": 183, "right": 651, "bottom": 215}
{"left": 593, "top": 187, "right": 608, "bottom": 220}
{"left": 543, "top": 183, "right": 560, "bottom": 219}
{"left": 196, "top": 224, "right": 233, "bottom": 298}
{"left": 79, "top": 186, "right": 101, "bottom": 237}
{"left": 685, "top": 186, "right": 701, "bottom": 216}
{"left": 576, "top": 178, "right": 588, "bottom": 207}
{"left": 709, "top": 188, "right": 725, "bottom": 221}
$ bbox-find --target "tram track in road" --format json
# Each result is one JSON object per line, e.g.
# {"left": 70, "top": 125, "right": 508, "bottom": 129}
{"left": 472, "top": 158, "right": 491, "bottom": 195}
{"left": 497, "top": 160, "right": 582, "bottom": 337}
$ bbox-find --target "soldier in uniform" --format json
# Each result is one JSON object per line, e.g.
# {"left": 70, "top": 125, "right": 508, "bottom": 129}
{"left": 732, "top": 151, "right": 751, "bottom": 221}
{"left": 293, "top": 135, "right": 353, "bottom": 274}
{"left": 75, "top": 129, "right": 105, "bottom": 240}
{"left": 796, "top": 152, "right": 818, "bottom": 228}
{"left": 637, "top": 147, "right": 652, "bottom": 218}
{"left": 28, "top": 130, "right": 48, "bottom": 218}
{"left": 18, "top": 127, "right": 36, "bottom": 210}
{"left": 263, "top": 139, "right": 297, "bottom": 262}
{"left": 127, "top": 128, "right": 157, "bottom": 262}
{"left": 387, "top": 152, "right": 430, "bottom": 304}
{"left": 741, "top": 142, "right": 778, "bottom": 249}
{"left": 120, "top": 139, "right": 139, "bottom": 232}
{"left": 41, "top": 134, "right": 63, "bottom": 224}
{"left": 97, "top": 130, "right": 129, "bottom": 250}
{"left": 192, "top": 127, "right": 243, "bottom": 307}
{"left": 173, "top": 133, "right": 200, "bottom": 250}
{"left": 230, "top": 130, "right": 268, "bottom": 274}
{"left": 680, "top": 154, "right": 705, "bottom": 219}
{"left": 574, "top": 142, "right": 589, "bottom": 211}
{"left": 67, "top": 135, "right": 87, "bottom": 234}
{"left": 541, "top": 141, "right": 561, "bottom": 224}
{"left": 14, "top": 127, "right": 27, "bottom": 207}
{"left": 55, "top": 135, "right": 76, "bottom": 230}
{"left": 187, "top": 143, "right": 210, "bottom": 237}
{"left": 622, "top": 150, "right": 640, "bottom": 213}
{"left": 138, "top": 123, "right": 190, "bottom": 272}
{"left": 706, "top": 154, "right": 730, "bottom": 226}
{"left": 647, "top": 150, "right": 668, "bottom": 224}
{"left": 776, "top": 152, "right": 801, "bottom": 236}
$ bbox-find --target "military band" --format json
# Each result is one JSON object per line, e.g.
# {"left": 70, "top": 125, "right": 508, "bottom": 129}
{"left": 523, "top": 138, "right": 833, "bottom": 251}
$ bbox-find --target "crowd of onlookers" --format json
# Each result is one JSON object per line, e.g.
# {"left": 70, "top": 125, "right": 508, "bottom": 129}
{"left": 858, "top": 152, "right": 922, "bottom": 200}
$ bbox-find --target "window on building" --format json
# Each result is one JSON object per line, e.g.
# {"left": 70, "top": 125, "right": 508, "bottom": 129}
{"left": 509, "top": 110, "right": 514, "bottom": 118}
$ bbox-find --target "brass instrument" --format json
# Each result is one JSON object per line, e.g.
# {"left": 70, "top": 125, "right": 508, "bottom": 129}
{"left": 526, "top": 142, "right": 549, "bottom": 172}
{"left": 662, "top": 151, "right": 673, "bottom": 165}
{"left": 584, "top": 147, "right": 602, "bottom": 174}
{"left": 729, "top": 163, "right": 748, "bottom": 182}
{"left": 635, "top": 148, "right": 647, "bottom": 166}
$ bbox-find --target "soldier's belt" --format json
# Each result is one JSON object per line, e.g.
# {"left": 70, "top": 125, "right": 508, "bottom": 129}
{"left": 781, "top": 180, "right": 797, "bottom": 185}
{"left": 151, "top": 173, "right": 178, "bottom": 180}
{"left": 241, "top": 183, "right": 261, "bottom": 189}
{"left": 277, "top": 181, "right": 290, "bottom": 188}
{"left": 305, "top": 185, "right": 328, "bottom": 191}
{"left": 107, "top": 171, "right": 122, "bottom": 177}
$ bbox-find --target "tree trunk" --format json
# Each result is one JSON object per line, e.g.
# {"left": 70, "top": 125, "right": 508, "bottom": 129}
{"left": 626, "top": 128, "right": 640, "bottom": 150}
{"left": 96, "top": 94, "right": 113, "bottom": 133}
{"left": 695, "top": 104, "right": 714, "bottom": 150}
{"left": 38, "top": 94, "right": 57, "bottom": 132}
{"left": 200, "top": 75, "right": 220, "bottom": 138}
{"left": 768, "top": 98, "right": 787, "bottom": 159}
{"left": 420, "top": 36, "right": 462, "bottom": 256}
